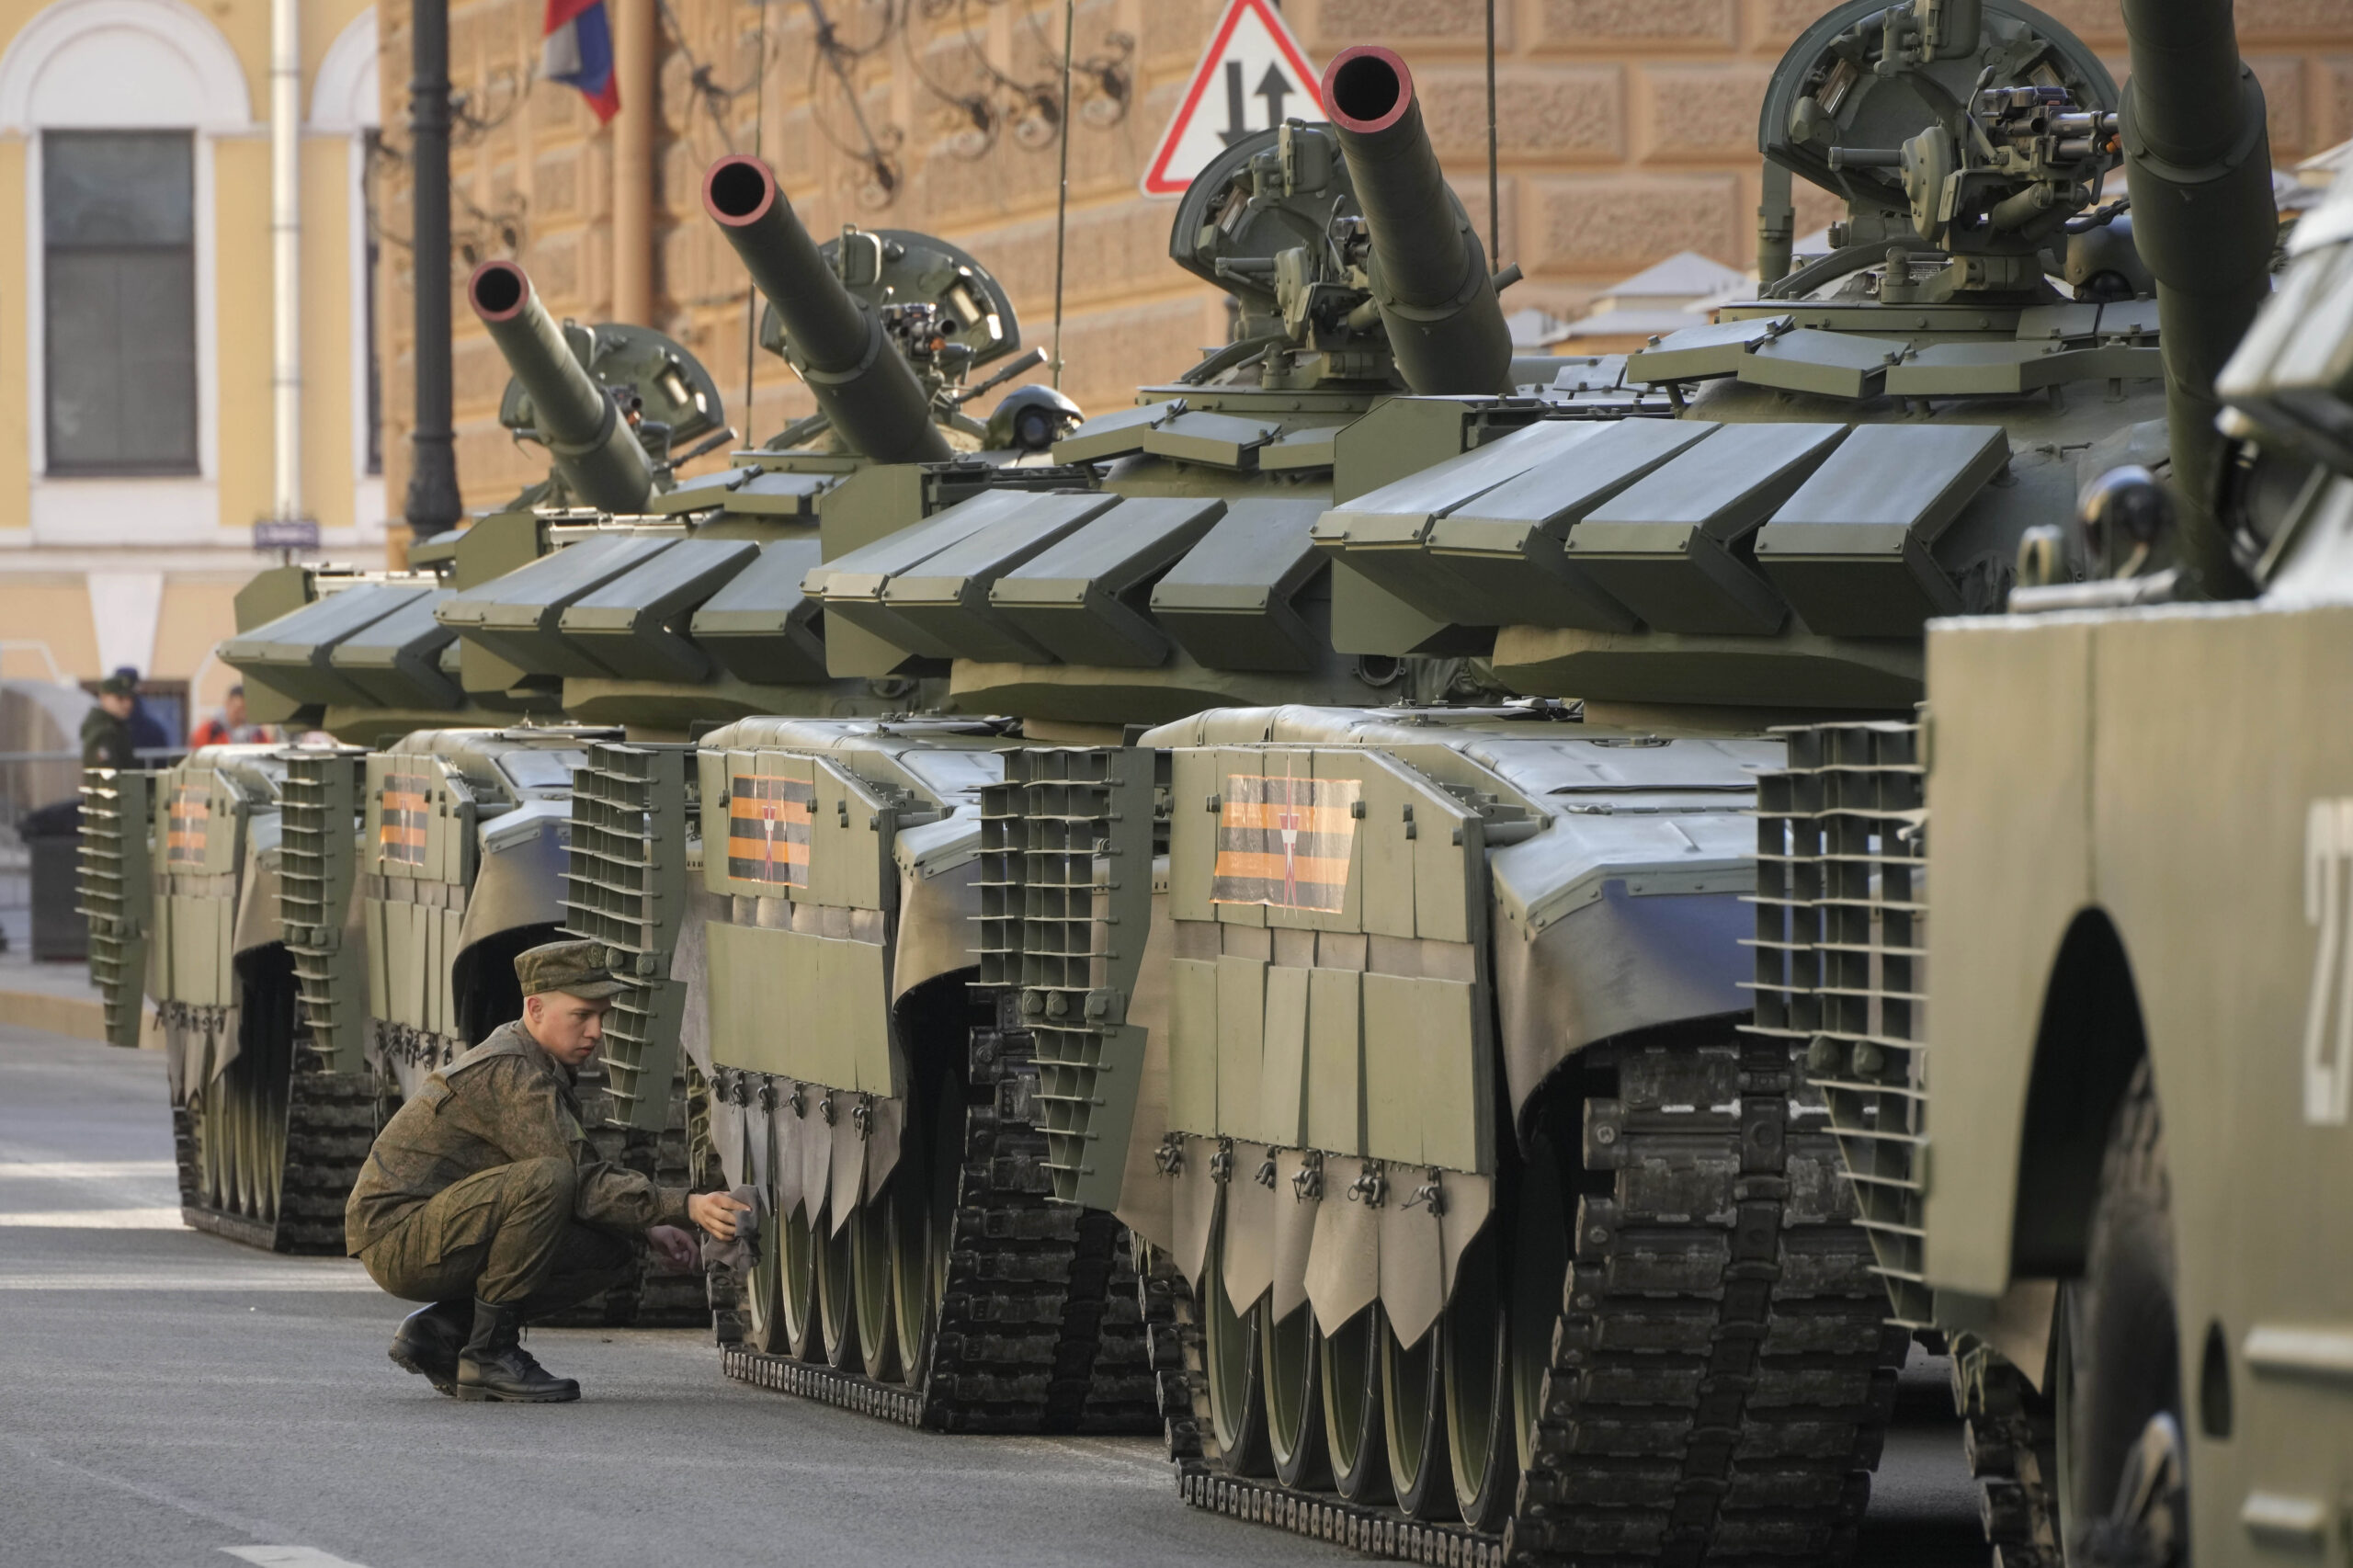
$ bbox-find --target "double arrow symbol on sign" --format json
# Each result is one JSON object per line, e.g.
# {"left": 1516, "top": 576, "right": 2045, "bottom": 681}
{"left": 1218, "top": 59, "right": 1293, "bottom": 146}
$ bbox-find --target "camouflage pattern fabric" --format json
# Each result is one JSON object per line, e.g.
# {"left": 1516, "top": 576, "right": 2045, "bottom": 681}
{"left": 358, "top": 1157, "right": 639, "bottom": 1312}
{"left": 347, "top": 1021, "right": 691, "bottom": 1302}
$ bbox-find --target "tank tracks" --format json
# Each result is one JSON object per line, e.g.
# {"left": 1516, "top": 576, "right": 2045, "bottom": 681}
{"left": 1959, "top": 1343, "right": 2061, "bottom": 1568}
{"left": 1159, "top": 1034, "right": 1906, "bottom": 1566}
{"left": 549, "top": 1063, "right": 708, "bottom": 1328}
{"left": 175, "top": 1065, "right": 380, "bottom": 1255}
{"left": 722, "top": 1006, "right": 1158, "bottom": 1433}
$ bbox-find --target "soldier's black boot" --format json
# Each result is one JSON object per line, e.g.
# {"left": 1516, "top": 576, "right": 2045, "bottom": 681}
{"left": 454, "top": 1298, "right": 580, "bottom": 1403}
{"left": 388, "top": 1300, "right": 470, "bottom": 1395}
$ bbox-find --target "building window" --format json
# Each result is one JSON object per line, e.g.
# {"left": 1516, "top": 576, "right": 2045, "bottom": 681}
{"left": 43, "top": 131, "right": 199, "bottom": 475}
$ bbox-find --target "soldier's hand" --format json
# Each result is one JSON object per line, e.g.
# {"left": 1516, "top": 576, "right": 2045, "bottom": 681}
{"left": 687, "top": 1189, "right": 753, "bottom": 1242}
{"left": 645, "top": 1224, "right": 699, "bottom": 1273}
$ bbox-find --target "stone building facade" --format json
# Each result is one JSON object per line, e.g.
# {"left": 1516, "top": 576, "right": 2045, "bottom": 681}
{"left": 381, "top": 0, "right": 2353, "bottom": 525}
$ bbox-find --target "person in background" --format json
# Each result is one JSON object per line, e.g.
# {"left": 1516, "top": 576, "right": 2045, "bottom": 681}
{"left": 189, "top": 685, "right": 255, "bottom": 750}
{"left": 80, "top": 672, "right": 138, "bottom": 770}
{"left": 111, "top": 667, "right": 170, "bottom": 760}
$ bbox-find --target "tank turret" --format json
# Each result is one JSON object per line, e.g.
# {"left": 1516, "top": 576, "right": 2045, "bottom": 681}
{"left": 1320, "top": 46, "right": 1513, "bottom": 396}
{"left": 704, "top": 154, "right": 956, "bottom": 464}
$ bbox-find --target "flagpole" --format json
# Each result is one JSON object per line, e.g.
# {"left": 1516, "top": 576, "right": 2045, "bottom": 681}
{"left": 404, "top": 0, "right": 461, "bottom": 541}
{"left": 1050, "top": 0, "right": 1074, "bottom": 391}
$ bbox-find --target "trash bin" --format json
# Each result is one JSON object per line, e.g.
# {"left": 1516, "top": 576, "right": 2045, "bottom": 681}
{"left": 20, "top": 798, "right": 84, "bottom": 962}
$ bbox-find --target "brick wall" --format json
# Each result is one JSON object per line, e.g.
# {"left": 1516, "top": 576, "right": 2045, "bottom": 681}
{"left": 372, "top": 0, "right": 2353, "bottom": 525}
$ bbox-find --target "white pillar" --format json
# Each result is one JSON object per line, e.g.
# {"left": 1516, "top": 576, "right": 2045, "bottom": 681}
{"left": 270, "top": 0, "right": 301, "bottom": 520}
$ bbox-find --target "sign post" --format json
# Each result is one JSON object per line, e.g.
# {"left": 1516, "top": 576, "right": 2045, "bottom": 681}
{"left": 1139, "top": 0, "right": 1324, "bottom": 198}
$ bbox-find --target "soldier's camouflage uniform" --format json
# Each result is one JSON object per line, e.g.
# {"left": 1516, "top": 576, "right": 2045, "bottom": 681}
{"left": 346, "top": 1021, "right": 690, "bottom": 1314}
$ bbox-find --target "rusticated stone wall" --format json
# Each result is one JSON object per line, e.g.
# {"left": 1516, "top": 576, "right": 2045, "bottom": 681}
{"left": 373, "top": 0, "right": 2353, "bottom": 525}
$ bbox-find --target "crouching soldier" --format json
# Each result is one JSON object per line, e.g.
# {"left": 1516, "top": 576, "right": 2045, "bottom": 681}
{"left": 345, "top": 939, "right": 748, "bottom": 1402}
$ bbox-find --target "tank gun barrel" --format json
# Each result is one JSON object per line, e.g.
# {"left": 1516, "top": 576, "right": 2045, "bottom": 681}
{"left": 1319, "top": 46, "right": 1513, "bottom": 396}
{"left": 702, "top": 155, "right": 954, "bottom": 464}
{"left": 2119, "top": 0, "right": 2275, "bottom": 594}
{"left": 467, "top": 260, "right": 656, "bottom": 513}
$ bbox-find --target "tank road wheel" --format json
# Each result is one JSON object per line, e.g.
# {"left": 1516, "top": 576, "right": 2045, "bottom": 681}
{"left": 189, "top": 1088, "right": 221, "bottom": 1210}
{"left": 2062, "top": 1062, "right": 2188, "bottom": 1567}
{"left": 1444, "top": 1223, "right": 1520, "bottom": 1530}
{"left": 1502, "top": 1035, "right": 1905, "bottom": 1567}
{"left": 1321, "top": 1305, "right": 1392, "bottom": 1504}
{"left": 740, "top": 1200, "right": 789, "bottom": 1356}
{"left": 1261, "top": 1301, "right": 1331, "bottom": 1490}
{"left": 851, "top": 1193, "right": 899, "bottom": 1383}
{"left": 891, "top": 1069, "right": 961, "bottom": 1389}
{"left": 815, "top": 1195, "right": 860, "bottom": 1370}
{"left": 779, "top": 1199, "right": 824, "bottom": 1362}
{"left": 1199, "top": 1208, "right": 1273, "bottom": 1476}
{"left": 1382, "top": 1312, "right": 1453, "bottom": 1520}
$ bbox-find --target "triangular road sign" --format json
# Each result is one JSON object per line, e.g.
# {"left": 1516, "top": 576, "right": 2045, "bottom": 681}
{"left": 1140, "top": 0, "right": 1324, "bottom": 198}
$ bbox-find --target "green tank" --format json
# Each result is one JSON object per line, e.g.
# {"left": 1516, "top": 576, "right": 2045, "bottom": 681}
{"left": 78, "top": 744, "right": 381, "bottom": 1249}
{"left": 1757, "top": 0, "right": 2304, "bottom": 1564}
{"left": 591, "top": 5, "right": 2245, "bottom": 1557}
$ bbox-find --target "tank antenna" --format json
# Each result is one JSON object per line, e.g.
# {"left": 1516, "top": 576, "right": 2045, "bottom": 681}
{"left": 1484, "top": 0, "right": 1499, "bottom": 267}
{"left": 742, "top": 0, "right": 769, "bottom": 444}
{"left": 1051, "top": 0, "right": 1074, "bottom": 388}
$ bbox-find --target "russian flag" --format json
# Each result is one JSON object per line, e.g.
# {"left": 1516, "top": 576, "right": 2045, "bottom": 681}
{"left": 541, "top": 0, "right": 620, "bottom": 123}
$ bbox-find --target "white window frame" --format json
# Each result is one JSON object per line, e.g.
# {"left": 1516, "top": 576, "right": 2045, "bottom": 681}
{"left": 0, "top": 0, "right": 253, "bottom": 547}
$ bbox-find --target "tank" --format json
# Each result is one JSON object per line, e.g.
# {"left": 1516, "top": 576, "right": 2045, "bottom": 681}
{"left": 593, "top": 3, "right": 2234, "bottom": 1557}
{"left": 1756, "top": 0, "right": 2302, "bottom": 1564}
{"left": 79, "top": 744, "right": 383, "bottom": 1249}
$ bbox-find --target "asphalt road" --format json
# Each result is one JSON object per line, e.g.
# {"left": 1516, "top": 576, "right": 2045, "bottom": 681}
{"left": 0, "top": 1025, "right": 1985, "bottom": 1568}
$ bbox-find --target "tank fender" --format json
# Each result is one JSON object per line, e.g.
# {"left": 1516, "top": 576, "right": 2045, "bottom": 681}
{"left": 455, "top": 801, "right": 571, "bottom": 952}
{"left": 231, "top": 835, "right": 285, "bottom": 960}
{"left": 890, "top": 812, "right": 983, "bottom": 1000}
{"left": 1490, "top": 812, "right": 1754, "bottom": 1130}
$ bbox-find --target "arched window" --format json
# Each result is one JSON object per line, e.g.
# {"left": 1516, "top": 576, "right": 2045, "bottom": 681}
{"left": 0, "top": 0, "right": 250, "bottom": 538}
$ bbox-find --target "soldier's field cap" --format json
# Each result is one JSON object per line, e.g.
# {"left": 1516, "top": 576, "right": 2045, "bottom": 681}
{"left": 98, "top": 672, "right": 136, "bottom": 697}
{"left": 515, "top": 939, "right": 630, "bottom": 1000}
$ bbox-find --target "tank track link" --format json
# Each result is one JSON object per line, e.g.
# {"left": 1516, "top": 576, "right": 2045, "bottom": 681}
{"left": 545, "top": 1067, "right": 706, "bottom": 1329}
{"left": 1957, "top": 1344, "right": 2060, "bottom": 1568}
{"left": 1182, "top": 1471, "right": 1506, "bottom": 1566}
{"left": 721, "top": 1012, "right": 1158, "bottom": 1433}
{"left": 1155, "top": 1035, "right": 1904, "bottom": 1566}
{"left": 176, "top": 1067, "right": 380, "bottom": 1255}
